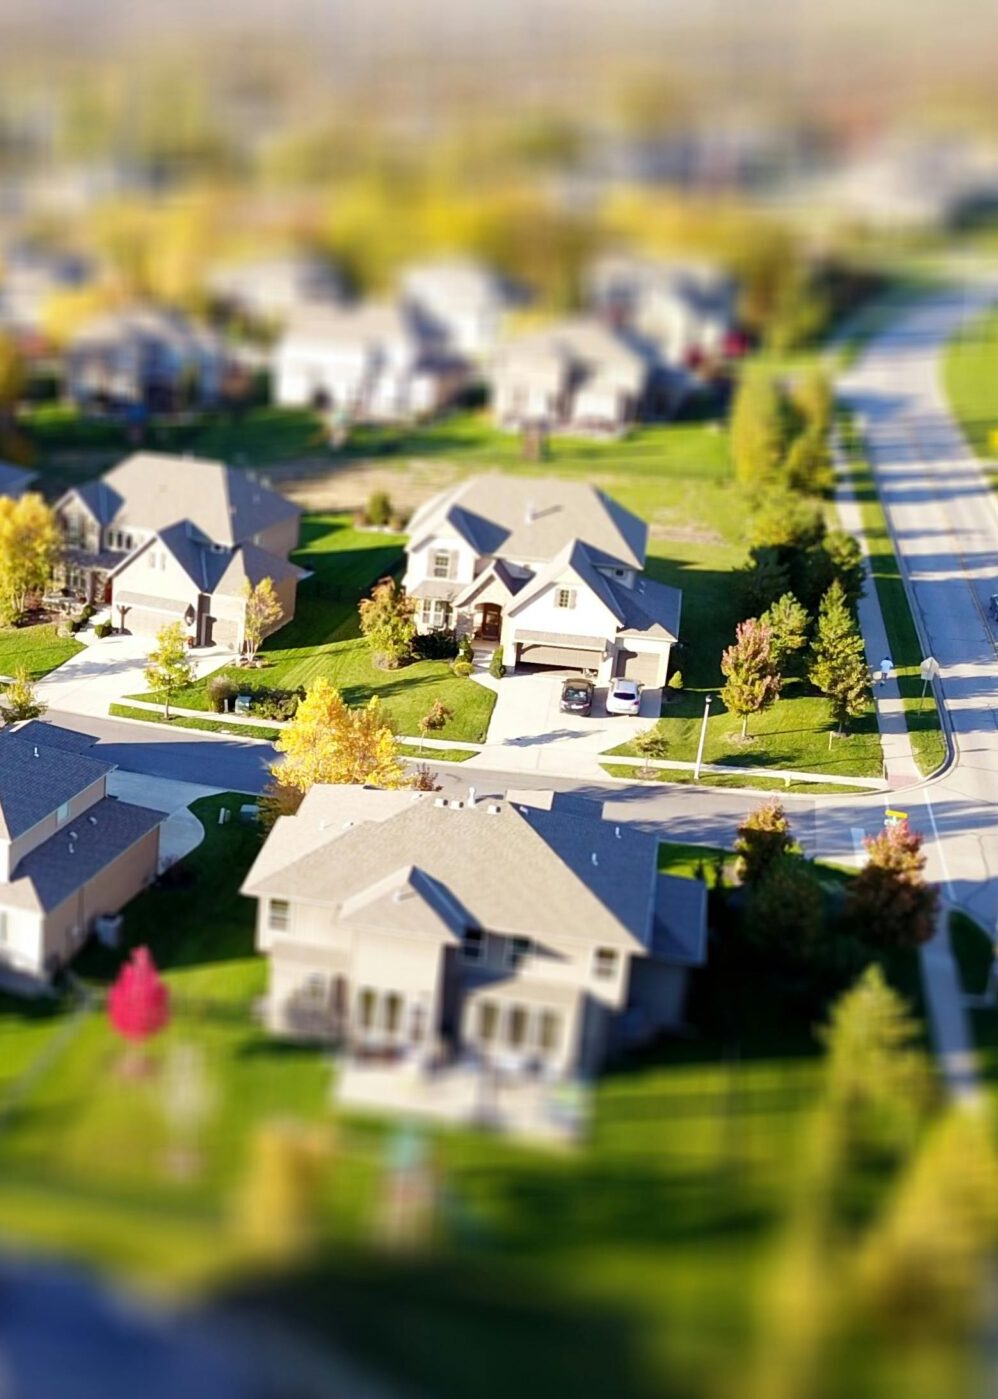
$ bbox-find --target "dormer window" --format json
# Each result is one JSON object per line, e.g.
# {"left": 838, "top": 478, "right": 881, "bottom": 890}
{"left": 555, "top": 588, "right": 576, "bottom": 610}
{"left": 432, "top": 550, "right": 452, "bottom": 580}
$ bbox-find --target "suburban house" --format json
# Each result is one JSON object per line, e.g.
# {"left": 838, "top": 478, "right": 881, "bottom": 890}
{"left": 242, "top": 784, "right": 707, "bottom": 1134}
{"left": 587, "top": 253, "right": 737, "bottom": 373}
{"left": 402, "top": 474, "right": 681, "bottom": 689}
{"left": 274, "top": 301, "right": 465, "bottom": 423}
{"left": 0, "top": 723, "right": 163, "bottom": 986}
{"left": 489, "top": 317, "right": 651, "bottom": 434}
{"left": 65, "top": 305, "right": 228, "bottom": 414}
{"left": 53, "top": 452, "right": 306, "bottom": 648}
{"left": 207, "top": 252, "right": 346, "bottom": 326}
{"left": 0, "top": 461, "right": 38, "bottom": 499}
{"left": 399, "top": 256, "right": 519, "bottom": 362}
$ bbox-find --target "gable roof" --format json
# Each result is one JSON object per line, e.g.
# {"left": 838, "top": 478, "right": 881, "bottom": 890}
{"left": 242, "top": 786, "right": 660, "bottom": 950}
{"left": 59, "top": 454, "right": 300, "bottom": 548}
{"left": 407, "top": 474, "right": 647, "bottom": 570}
{"left": 506, "top": 538, "right": 626, "bottom": 623}
{"left": 0, "top": 461, "right": 37, "bottom": 499}
{"left": 0, "top": 733, "right": 114, "bottom": 841}
{"left": 280, "top": 301, "right": 421, "bottom": 353}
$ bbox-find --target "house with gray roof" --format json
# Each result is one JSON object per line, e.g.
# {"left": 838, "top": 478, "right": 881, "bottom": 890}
{"left": 489, "top": 317, "right": 653, "bottom": 434}
{"left": 65, "top": 305, "right": 227, "bottom": 415}
{"left": 53, "top": 452, "right": 306, "bottom": 648}
{"left": 0, "top": 461, "right": 37, "bottom": 500}
{"left": 0, "top": 725, "right": 163, "bottom": 984}
{"left": 242, "top": 784, "right": 706, "bottom": 1135}
{"left": 402, "top": 473, "right": 681, "bottom": 689}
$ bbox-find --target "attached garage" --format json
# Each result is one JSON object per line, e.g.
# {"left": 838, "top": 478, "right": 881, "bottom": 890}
{"left": 515, "top": 640, "right": 604, "bottom": 672}
{"left": 614, "top": 647, "right": 665, "bottom": 687}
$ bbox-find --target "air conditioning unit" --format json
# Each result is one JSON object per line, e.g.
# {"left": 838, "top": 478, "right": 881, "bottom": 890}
{"left": 94, "top": 913, "right": 123, "bottom": 948}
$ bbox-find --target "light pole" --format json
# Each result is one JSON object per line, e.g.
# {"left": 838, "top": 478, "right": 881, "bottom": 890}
{"left": 694, "top": 694, "right": 713, "bottom": 783}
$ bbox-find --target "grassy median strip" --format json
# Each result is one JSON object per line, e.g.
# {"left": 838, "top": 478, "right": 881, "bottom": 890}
{"left": 108, "top": 703, "right": 281, "bottom": 740}
{"left": 599, "top": 764, "right": 874, "bottom": 794}
{"left": 839, "top": 416, "right": 947, "bottom": 776}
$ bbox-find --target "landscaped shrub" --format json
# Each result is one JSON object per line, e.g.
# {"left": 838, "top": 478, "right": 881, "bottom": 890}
{"left": 208, "top": 674, "right": 239, "bottom": 714}
{"left": 489, "top": 645, "right": 506, "bottom": 679}
{"left": 93, "top": 621, "right": 113, "bottom": 639}
{"left": 667, "top": 669, "right": 683, "bottom": 698}
{"left": 457, "top": 634, "right": 474, "bottom": 663}
{"left": 451, "top": 659, "right": 473, "bottom": 677}
{"left": 250, "top": 688, "right": 304, "bottom": 721}
{"left": 414, "top": 627, "right": 458, "bottom": 661}
{"left": 389, "top": 509, "right": 410, "bottom": 532}
{"left": 365, "top": 490, "right": 392, "bottom": 527}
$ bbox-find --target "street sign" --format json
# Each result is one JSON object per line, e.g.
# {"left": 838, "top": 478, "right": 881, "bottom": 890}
{"left": 884, "top": 808, "right": 908, "bottom": 828}
{"left": 920, "top": 656, "right": 940, "bottom": 681}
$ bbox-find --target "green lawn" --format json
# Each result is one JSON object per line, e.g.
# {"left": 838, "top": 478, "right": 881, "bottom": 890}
{"left": 0, "top": 622, "right": 83, "bottom": 679}
{"left": 130, "top": 513, "right": 497, "bottom": 744}
{"left": 943, "top": 305, "right": 998, "bottom": 488}
{"left": 600, "top": 764, "right": 875, "bottom": 794}
{"left": 838, "top": 414, "right": 947, "bottom": 776}
{"left": 0, "top": 809, "right": 948, "bottom": 1396}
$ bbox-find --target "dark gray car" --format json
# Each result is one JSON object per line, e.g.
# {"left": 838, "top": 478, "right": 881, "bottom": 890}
{"left": 560, "top": 676, "right": 595, "bottom": 715}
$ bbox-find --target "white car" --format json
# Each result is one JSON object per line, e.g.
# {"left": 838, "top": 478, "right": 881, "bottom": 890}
{"left": 606, "top": 678, "right": 642, "bottom": 716}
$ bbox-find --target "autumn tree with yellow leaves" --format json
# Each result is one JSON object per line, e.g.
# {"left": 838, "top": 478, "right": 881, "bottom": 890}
{"left": 271, "top": 676, "right": 406, "bottom": 794}
{"left": 0, "top": 494, "right": 61, "bottom": 622}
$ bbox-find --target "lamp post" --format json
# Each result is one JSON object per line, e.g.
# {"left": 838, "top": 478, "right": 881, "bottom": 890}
{"left": 694, "top": 694, "right": 713, "bottom": 783}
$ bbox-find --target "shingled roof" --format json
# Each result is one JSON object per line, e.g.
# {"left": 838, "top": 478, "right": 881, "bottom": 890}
{"left": 0, "top": 734, "right": 114, "bottom": 841}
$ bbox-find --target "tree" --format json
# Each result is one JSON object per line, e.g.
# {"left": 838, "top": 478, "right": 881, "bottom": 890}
{"left": 145, "top": 621, "right": 195, "bottom": 720}
{"left": 798, "top": 531, "right": 864, "bottom": 611}
{"left": 0, "top": 667, "right": 46, "bottom": 724}
{"left": 634, "top": 725, "right": 669, "bottom": 776}
{"left": 272, "top": 676, "right": 406, "bottom": 793}
{"left": 0, "top": 493, "right": 61, "bottom": 622}
{"left": 417, "top": 699, "right": 453, "bottom": 752}
{"left": 739, "top": 546, "right": 791, "bottom": 615}
{"left": 820, "top": 964, "right": 935, "bottom": 1153}
{"left": 760, "top": 592, "right": 810, "bottom": 669}
{"left": 808, "top": 580, "right": 870, "bottom": 734}
{"left": 785, "top": 427, "right": 834, "bottom": 496}
{"left": 235, "top": 1120, "right": 331, "bottom": 1263}
{"left": 0, "top": 331, "right": 24, "bottom": 425}
{"left": 744, "top": 855, "right": 825, "bottom": 961}
{"left": 735, "top": 799, "right": 797, "bottom": 885}
{"left": 241, "top": 576, "right": 283, "bottom": 661}
{"left": 730, "top": 371, "right": 791, "bottom": 489}
{"left": 365, "top": 490, "right": 392, "bottom": 526}
{"left": 358, "top": 576, "right": 417, "bottom": 669}
{"left": 720, "top": 618, "right": 781, "bottom": 739}
{"left": 847, "top": 821, "right": 940, "bottom": 948}
{"left": 108, "top": 946, "right": 170, "bottom": 1044}
{"left": 747, "top": 490, "right": 825, "bottom": 551}
{"left": 791, "top": 368, "right": 834, "bottom": 440}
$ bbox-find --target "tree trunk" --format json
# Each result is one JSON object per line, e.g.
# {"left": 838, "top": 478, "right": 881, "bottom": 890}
{"left": 741, "top": 714, "right": 748, "bottom": 739}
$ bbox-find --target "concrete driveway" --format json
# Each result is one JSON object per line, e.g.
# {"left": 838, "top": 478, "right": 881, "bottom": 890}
{"left": 483, "top": 665, "right": 661, "bottom": 761}
{"left": 35, "top": 632, "right": 230, "bottom": 719}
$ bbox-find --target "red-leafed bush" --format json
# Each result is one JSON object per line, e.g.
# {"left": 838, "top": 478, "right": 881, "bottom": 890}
{"left": 107, "top": 946, "right": 170, "bottom": 1043}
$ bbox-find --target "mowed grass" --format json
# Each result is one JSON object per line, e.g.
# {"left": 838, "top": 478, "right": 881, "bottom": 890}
{"left": 0, "top": 622, "right": 83, "bottom": 679}
{"left": 838, "top": 415, "right": 946, "bottom": 776}
{"left": 943, "top": 306, "right": 998, "bottom": 487}
{"left": 131, "top": 514, "right": 497, "bottom": 744}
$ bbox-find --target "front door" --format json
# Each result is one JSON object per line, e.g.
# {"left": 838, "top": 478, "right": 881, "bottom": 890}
{"left": 479, "top": 604, "right": 501, "bottom": 641}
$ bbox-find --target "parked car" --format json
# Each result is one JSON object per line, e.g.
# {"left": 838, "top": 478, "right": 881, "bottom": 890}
{"left": 606, "top": 677, "right": 642, "bottom": 716}
{"left": 560, "top": 675, "right": 595, "bottom": 716}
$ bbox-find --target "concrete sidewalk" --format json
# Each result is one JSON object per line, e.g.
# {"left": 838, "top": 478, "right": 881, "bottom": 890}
{"left": 35, "top": 633, "right": 231, "bottom": 719}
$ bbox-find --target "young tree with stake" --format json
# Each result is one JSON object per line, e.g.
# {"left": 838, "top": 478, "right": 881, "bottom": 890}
{"left": 241, "top": 576, "right": 283, "bottom": 662}
{"left": 720, "top": 618, "right": 781, "bottom": 739}
{"left": 145, "top": 621, "right": 196, "bottom": 720}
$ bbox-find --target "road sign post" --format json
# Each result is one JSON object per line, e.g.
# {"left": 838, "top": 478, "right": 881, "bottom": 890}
{"left": 919, "top": 655, "right": 940, "bottom": 710}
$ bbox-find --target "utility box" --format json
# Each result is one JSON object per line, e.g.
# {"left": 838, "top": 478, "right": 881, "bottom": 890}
{"left": 234, "top": 694, "right": 253, "bottom": 716}
{"left": 94, "top": 913, "right": 124, "bottom": 948}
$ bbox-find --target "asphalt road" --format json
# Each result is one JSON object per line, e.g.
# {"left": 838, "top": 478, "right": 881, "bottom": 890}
{"left": 840, "top": 277, "right": 998, "bottom": 931}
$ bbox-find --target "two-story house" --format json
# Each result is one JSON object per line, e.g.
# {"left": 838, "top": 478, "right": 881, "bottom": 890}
{"left": 402, "top": 474, "right": 681, "bottom": 690}
{"left": 489, "top": 317, "right": 651, "bottom": 435}
{"left": 399, "top": 256, "right": 520, "bottom": 363}
{"left": 66, "top": 305, "right": 227, "bottom": 415}
{"left": 53, "top": 452, "right": 307, "bottom": 648}
{"left": 0, "top": 724, "right": 163, "bottom": 985}
{"left": 242, "top": 784, "right": 706, "bottom": 1133}
{"left": 274, "top": 301, "right": 465, "bottom": 423}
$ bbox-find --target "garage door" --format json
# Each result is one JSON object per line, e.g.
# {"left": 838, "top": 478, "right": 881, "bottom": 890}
{"left": 614, "top": 648, "right": 662, "bottom": 686}
{"left": 517, "top": 643, "right": 603, "bottom": 671}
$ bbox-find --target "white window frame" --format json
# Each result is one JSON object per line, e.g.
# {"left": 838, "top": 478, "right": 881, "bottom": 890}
{"left": 268, "top": 898, "right": 290, "bottom": 932}
{"left": 504, "top": 935, "right": 531, "bottom": 970}
{"left": 431, "top": 550, "right": 452, "bottom": 580}
{"left": 555, "top": 588, "right": 576, "bottom": 610}
{"left": 593, "top": 946, "right": 618, "bottom": 981}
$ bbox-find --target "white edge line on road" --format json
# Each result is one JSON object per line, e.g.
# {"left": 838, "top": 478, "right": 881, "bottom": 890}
{"left": 923, "top": 789, "right": 955, "bottom": 899}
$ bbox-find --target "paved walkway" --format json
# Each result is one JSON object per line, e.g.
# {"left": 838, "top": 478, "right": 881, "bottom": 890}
{"left": 834, "top": 433, "right": 923, "bottom": 788}
{"left": 36, "top": 632, "right": 230, "bottom": 719}
{"left": 105, "top": 771, "right": 220, "bottom": 867}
